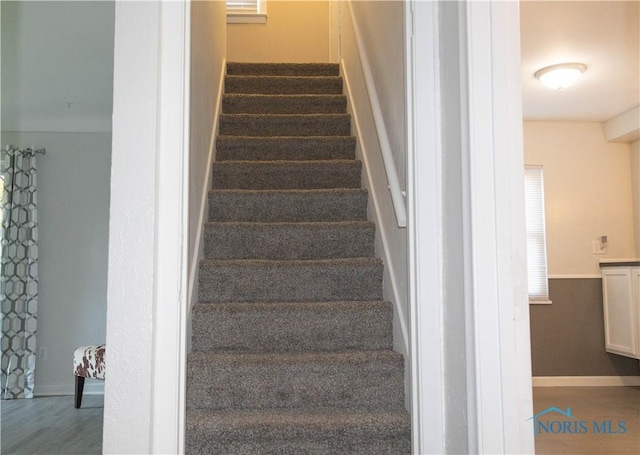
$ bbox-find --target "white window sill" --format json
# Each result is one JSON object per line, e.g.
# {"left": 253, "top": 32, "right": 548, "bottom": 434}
{"left": 529, "top": 299, "right": 552, "bottom": 305}
{"left": 227, "top": 13, "right": 267, "bottom": 24}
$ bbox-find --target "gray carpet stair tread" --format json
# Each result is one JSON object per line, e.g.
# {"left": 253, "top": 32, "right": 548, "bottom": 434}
{"left": 198, "top": 258, "right": 383, "bottom": 303}
{"left": 222, "top": 94, "right": 347, "bottom": 114}
{"left": 191, "top": 300, "right": 393, "bottom": 352}
{"left": 204, "top": 221, "right": 375, "bottom": 260}
{"left": 186, "top": 409, "right": 411, "bottom": 454}
{"left": 187, "top": 350, "right": 404, "bottom": 411}
{"left": 216, "top": 136, "right": 356, "bottom": 161}
{"left": 210, "top": 160, "right": 361, "bottom": 190}
{"left": 226, "top": 62, "right": 340, "bottom": 76}
{"left": 208, "top": 189, "right": 369, "bottom": 222}
{"left": 219, "top": 113, "right": 351, "bottom": 136}
{"left": 187, "top": 60, "right": 409, "bottom": 453}
{"left": 225, "top": 76, "right": 343, "bottom": 95}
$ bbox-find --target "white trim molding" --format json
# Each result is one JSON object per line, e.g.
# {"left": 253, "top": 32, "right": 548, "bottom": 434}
{"left": 533, "top": 376, "right": 640, "bottom": 387}
{"left": 406, "top": 0, "right": 446, "bottom": 453}
{"left": 463, "top": 1, "right": 534, "bottom": 453}
{"left": 35, "top": 382, "right": 105, "bottom": 397}
{"left": 151, "top": 1, "right": 190, "bottom": 453}
{"left": 105, "top": 2, "right": 190, "bottom": 453}
{"left": 548, "top": 274, "right": 602, "bottom": 279}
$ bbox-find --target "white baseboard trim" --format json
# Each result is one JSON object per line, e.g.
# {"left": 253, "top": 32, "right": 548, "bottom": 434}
{"left": 35, "top": 382, "right": 105, "bottom": 396}
{"left": 548, "top": 274, "right": 602, "bottom": 279}
{"left": 533, "top": 376, "right": 640, "bottom": 387}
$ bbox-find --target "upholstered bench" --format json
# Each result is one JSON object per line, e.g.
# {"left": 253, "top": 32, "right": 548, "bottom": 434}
{"left": 73, "top": 344, "right": 105, "bottom": 408}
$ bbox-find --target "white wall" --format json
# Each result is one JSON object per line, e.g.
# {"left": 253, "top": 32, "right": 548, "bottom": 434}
{"left": 0, "top": 1, "right": 114, "bottom": 132}
{"left": 189, "top": 0, "right": 227, "bottom": 309}
{"left": 227, "top": 0, "right": 330, "bottom": 63}
{"left": 632, "top": 140, "right": 640, "bottom": 258}
{"left": 337, "top": 0, "right": 409, "bottom": 396}
{"left": 1, "top": 0, "right": 113, "bottom": 396}
{"left": 349, "top": 0, "right": 406, "bottom": 188}
{"left": 523, "top": 121, "right": 636, "bottom": 275}
{"left": 105, "top": 3, "right": 160, "bottom": 452}
{"left": 1, "top": 131, "right": 111, "bottom": 395}
{"left": 105, "top": 1, "right": 196, "bottom": 451}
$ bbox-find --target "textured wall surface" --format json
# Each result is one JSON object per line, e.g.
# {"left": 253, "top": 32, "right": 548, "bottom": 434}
{"left": 524, "top": 121, "right": 635, "bottom": 276}
{"left": 529, "top": 278, "right": 640, "bottom": 376}
{"left": 104, "top": 3, "right": 159, "bottom": 453}
{"left": 189, "top": 0, "right": 227, "bottom": 308}
{"left": 227, "top": 1, "right": 330, "bottom": 63}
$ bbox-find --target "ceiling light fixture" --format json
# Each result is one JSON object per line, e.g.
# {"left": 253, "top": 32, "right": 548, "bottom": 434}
{"left": 534, "top": 63, "right": 587, "bottom": 90}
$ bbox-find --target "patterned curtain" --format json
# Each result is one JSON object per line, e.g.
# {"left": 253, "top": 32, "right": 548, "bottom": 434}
{"left": 1, "top": 146, "right": 39, "bottom": 399}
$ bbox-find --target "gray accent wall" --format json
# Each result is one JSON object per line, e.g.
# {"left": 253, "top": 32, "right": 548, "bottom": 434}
{"left": 530, "top": 278, "right": 640, "bottom": 376}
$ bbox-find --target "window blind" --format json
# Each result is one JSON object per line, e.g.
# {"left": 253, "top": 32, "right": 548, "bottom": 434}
{"left": 227, "top": 0, "right": 259, "bottom": 13}
{"left": 524, "top": 166, "right": 550, "bottom": 301}
{"left": 226, "top": 0, "right": 266, "bottom": 23}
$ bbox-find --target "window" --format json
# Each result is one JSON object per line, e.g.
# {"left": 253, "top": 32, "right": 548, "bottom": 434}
{"left": 524, "top": 166, "right": 551, "bottom": 304}
{"left": 227, "top": 0, "right": 267, "bottom": 24}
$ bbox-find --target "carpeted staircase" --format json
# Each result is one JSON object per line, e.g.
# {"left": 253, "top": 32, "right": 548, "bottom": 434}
{"left": 186, "top": 62, "right": 411, "bottom": 454}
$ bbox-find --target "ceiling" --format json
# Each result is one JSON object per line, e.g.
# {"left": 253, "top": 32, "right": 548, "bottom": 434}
{"left": 2, "top": 1, "right": 638, "bottom": 131}
{"left": 520, "top": 0, "right": 640, "bottom": 122}
{"left": 1, "top": 1, "right": 115, "bottom": 133}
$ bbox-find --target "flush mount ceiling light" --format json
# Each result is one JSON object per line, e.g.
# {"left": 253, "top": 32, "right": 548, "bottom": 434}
{"left": 534, "top": 63, "right": 587, "bottom": 90}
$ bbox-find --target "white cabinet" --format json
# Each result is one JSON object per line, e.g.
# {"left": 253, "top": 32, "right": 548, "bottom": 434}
{"left": 601, "top": 263, "right": 640, "bottom": 359}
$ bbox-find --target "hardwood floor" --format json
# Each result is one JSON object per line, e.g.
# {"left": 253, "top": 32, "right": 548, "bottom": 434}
{"left": 533, "top": 386, "right": 640, "bottom": 455}
{"left": 1, "top": 395, "right": 103, "bottom": 454}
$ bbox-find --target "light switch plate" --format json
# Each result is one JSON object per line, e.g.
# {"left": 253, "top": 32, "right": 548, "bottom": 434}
{"left": 592, "top": 240, "right": 607, "bottom": 254}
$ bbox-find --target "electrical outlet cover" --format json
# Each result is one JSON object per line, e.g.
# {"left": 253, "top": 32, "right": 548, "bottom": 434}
{"left": 592, "top": 240, "right": 607, "bottom": 254}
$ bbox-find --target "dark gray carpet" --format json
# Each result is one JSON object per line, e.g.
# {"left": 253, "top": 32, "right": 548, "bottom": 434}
{"left": 222, "top": 94, "right": 347, "bottom": 114}
{"left": 216, "top": 136, "right": 356, "bottom": 161}
{"left": 187, "top": 62, "right": 410, "bottom": 454}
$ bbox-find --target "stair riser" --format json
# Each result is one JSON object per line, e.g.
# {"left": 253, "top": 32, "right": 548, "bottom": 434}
{"left": 226, "top": 62, "right": 340, "bottom": 76}
{"left": 216, "top": 137, "right": 356, "bottom": 161}
{"left": 219, "top": 114, "right": 351, "bottom": 137}
{"left": 222, "top": 95, "right": 347, "bottom": 114}
{"left": 204, "top": 223, "right": 375, "bottom": 260}
{"left": 198, "top": 260, "right": 383, "bottom": 303}
{"left": 210, "top": 162, "right": 361, "bottom": 190}
{"left": 225, "top": 76, "right": 343, "bottom": 95}
{"left": 185, "top": 437, "right": 411, "bottom": 455}
{"left": 208, "top": 190, "right": 369, "bottom": 222}
{"left": 191, "top": 302, "right": 393, "bottom": 352}
{"left": 187, "top": 357, "right": 404, "bottom": 411}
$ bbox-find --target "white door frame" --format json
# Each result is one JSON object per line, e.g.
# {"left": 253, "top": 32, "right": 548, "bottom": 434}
{"left": 151, "top": 1, "right": 190, "bottom": 453}
{"left": 407, "top": 1, "right": 534, "bottom": 453}
{"left": 104, "top": 1, "right": 190, "bottom": 453}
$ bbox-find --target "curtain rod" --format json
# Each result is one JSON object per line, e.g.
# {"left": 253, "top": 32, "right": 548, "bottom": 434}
{"left": 4, "top": 146, "right": 46, "bottom": 156}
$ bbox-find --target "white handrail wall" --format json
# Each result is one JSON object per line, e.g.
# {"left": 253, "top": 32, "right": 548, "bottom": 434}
{"left": 342, "top": 63, "right": 409, "bottom": 353}
{"left": 345, "top": 0, "right": 407, "bottom": 228}
{"left": 338, "top": 1, "right": 410, "bottom": 405}
{"left": 187, "top": 58, "right": 226, "bottom": 316}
